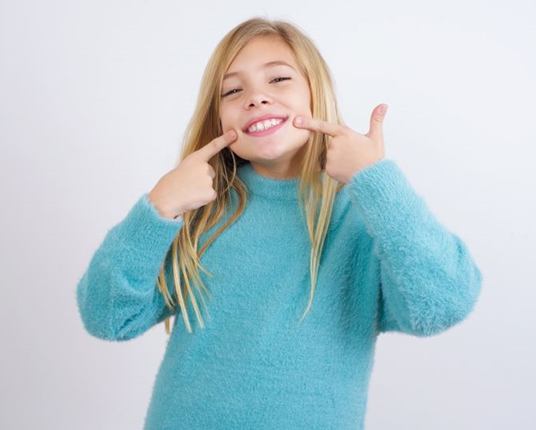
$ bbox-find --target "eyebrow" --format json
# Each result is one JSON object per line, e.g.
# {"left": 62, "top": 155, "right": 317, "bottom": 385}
{"left": 223, "top": 60, "right": 295, "bottom": 81}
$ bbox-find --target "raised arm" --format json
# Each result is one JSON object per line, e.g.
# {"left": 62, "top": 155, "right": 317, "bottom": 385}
{"left": 347, "top": 159, "right": 483, "bottom": 337}
{"left": 76, "top": 193, "right": 183, "bottom": 341}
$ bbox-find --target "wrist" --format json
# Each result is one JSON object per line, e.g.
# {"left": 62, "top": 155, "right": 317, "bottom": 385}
{"left": 147, "top": 193, "right": 178, "bottom": 220}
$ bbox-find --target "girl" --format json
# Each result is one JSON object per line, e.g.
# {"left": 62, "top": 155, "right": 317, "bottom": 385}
{"left": 76, "top": 17, "right": 482, "bottom": 430}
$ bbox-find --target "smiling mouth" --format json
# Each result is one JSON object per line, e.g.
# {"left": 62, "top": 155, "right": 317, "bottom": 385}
{"left": 244, "top": 117, "right": 289, "bottom": 137}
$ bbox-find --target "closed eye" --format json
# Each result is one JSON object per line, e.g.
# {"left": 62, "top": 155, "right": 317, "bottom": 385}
{"left": 221, "top": 77, "right": 292, "bottom": 98}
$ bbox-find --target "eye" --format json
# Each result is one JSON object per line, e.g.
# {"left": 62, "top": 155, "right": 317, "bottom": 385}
{"left": 221, "top": 76, "right": 292, "bottom": 98}
{"left": 221, "top": 88, "right": 240, "bottom": 98}
{"left": 272, "top": 76, "right": 291, "bottom": 83}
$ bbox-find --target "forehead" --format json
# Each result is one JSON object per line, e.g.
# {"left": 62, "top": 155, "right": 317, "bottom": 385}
{"left": 223, "top": 36, "right": 298, "bottom": 80}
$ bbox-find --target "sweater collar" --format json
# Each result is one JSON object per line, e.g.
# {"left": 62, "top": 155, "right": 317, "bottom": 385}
{"left": 237, "top": 162, "right": 299, "bottom": 201}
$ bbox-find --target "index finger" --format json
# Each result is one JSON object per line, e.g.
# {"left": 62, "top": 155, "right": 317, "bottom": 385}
{"left": 197, "top": 129, "right": 237, "bottom": 160}
{"left": 294, "top": 116, "right": 345, "bottom": 137}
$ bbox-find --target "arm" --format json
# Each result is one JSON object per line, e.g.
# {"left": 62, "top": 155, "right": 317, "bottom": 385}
{"left": 347, "top": 159, "right": 483, "bottom": 337}
{"left": 76, "top": 193, "right": 183, "bottom": 341}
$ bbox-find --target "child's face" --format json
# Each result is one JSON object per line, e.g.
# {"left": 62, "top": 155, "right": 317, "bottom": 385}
{"left": 219, "top": 35, "right": 312, "bottom": 178}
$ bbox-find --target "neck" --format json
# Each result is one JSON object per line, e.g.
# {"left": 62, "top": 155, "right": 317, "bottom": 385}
{"left": 249, "top": 161, "right": 299, "bottom": 180}
{"left": 237, "top": 162, "right": 299, "bottom": 201}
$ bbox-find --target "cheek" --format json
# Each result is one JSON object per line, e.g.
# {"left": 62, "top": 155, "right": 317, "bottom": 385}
{"left": 299, "top": 86, "right": 312, "bottom": 116}
{"left": 285, "top": 121, "right": 311, "bottom": 147}
{"left": 227, "top": 138, "right": 249, "bottom": 159}
{"left": 220, "top": 111, "right": 239, "bottom": 132}
{"left": 294, "top": 128, "right": 312, "bottom": 144}
{"left": 219, "top": 113, "right": 227, "bottom": 128}
{"left": 219, "top": 106, "right": 231, "bottom": 125}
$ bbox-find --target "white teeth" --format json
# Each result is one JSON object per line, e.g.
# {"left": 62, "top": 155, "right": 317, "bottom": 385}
{"left": 247, "top": 118, "right": 283, "bottom": 133}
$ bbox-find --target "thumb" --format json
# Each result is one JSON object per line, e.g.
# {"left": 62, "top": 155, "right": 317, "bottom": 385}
{"left": 367, "top": 104, "right": 387, "bottom": 143}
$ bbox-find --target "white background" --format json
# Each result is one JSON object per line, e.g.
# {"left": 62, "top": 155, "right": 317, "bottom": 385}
{"left": 1, "top": 0, "right": 534, "bottom": 428}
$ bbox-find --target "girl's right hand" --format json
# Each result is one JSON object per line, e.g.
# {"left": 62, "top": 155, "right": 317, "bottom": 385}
{"left": 148, "top": 129, "right": 238, "bottom": 219}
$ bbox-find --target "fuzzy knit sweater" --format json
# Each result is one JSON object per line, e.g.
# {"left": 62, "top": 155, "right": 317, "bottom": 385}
{"left": 76, "top": 159, "right": 482, "bottom": 430}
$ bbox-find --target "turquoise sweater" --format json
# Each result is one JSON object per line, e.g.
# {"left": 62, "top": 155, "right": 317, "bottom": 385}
{"left": 76, "top": 159, "right": 482, "bottom": 429}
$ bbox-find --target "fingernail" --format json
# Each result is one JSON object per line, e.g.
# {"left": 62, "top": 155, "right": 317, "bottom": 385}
{"left": 295, "top": 116, "right": 303, "bottom": 125}
{"left": 229, "top": 130, "right": 236, "bottom": 139}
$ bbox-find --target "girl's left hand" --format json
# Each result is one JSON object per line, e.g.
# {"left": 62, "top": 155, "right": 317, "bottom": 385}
{"left": 293, "top": 103, "right": 388, "bottom": 184}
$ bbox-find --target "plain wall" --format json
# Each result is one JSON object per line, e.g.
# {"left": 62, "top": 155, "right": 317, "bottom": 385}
{"left": 1, "top": 0, "right": 534, "bottom": 428}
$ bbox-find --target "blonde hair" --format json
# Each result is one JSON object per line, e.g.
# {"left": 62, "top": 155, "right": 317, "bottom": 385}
{"left": 157, "top": 16, "right": 346, "bottom": 334}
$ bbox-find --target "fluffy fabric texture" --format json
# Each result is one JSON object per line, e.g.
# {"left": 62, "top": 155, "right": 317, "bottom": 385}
{"left": 76, "top": 159, "right": 482, "bottom": 429}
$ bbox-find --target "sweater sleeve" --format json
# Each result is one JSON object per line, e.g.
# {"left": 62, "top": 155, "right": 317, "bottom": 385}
{"left": 76, "top": 193, "right": 184, "bottom": 341}
{"left": 346, "top": 159, "right": 483, "bottom": 337}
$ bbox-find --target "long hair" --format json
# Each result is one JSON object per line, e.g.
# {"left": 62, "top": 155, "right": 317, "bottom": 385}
{"left": 157, "top": 16, "right": 346, "bottom": 334}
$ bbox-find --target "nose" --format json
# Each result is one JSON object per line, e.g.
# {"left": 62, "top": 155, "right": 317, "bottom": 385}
{"left": 243, "top": 90, "right": 272, "bottom": 109}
